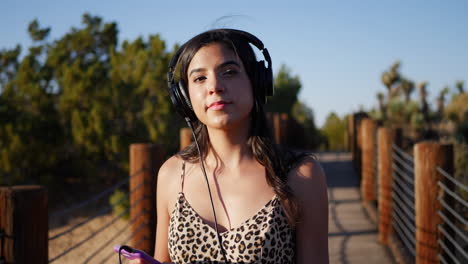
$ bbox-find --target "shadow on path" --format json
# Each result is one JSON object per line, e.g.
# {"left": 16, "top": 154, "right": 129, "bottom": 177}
{"left": 315, "top": 152, "right": 395, "bottom": 264}
{"left": 318, "top": 153, "right": 360, "bottom": 188}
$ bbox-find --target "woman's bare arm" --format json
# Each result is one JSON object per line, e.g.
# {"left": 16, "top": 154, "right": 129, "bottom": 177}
{"left": 289, "top": 156, "right": 329, "bottom": 264}
{"left": 154, "top": 159, "right": 176, "bottom": 262}
{"left": 130, "top": 157, "right": 180, "bottom": 264}
{"left": 153, "top": 157, "right": 180, "bottom": 262}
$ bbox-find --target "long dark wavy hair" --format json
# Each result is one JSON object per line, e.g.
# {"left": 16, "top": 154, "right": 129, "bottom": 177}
{"left": 173, "top": 29, "right": 308, "bottom": 225}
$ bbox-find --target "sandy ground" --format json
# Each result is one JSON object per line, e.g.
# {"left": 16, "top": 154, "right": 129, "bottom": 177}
{"left": 48, "top": 213, "right": 132, "bottom": 264}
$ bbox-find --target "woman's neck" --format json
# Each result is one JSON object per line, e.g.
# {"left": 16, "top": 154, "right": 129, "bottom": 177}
{"left": 204, "top": 124, "right": 253, "bottom": 170}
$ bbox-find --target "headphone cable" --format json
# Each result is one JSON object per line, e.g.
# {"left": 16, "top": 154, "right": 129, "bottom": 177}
{"left": 186, "top": 119, "right": 229, "bottom": 264}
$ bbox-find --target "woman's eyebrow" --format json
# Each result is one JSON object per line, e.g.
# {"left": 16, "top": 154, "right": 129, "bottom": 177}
{"left": 217, "top": 60, "right": 240, "bottom": 69}
{"left": 189, "top": 67, "right": 204, "bottom": 77}
{"left": 189, "top": 60, "right": 241, "bottom": 77}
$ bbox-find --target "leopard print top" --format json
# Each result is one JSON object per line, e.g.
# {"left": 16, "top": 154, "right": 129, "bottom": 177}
{"left": 168, "top": 161, "right": 295, "bottom": 264}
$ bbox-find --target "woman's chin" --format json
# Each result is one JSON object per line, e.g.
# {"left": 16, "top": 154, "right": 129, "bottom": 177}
{"left": 206, "top": 119, "right": 234, "bottom": 130}
{"left": 205, "top": 116, "right": 248, "bottom": 131}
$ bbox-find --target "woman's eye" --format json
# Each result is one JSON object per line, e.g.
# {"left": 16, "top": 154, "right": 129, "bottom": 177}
{"left": 222, "top": 69, "right": 238, "bottom": 77}
{"left": 193, "top": 76, "right": 206, "bottom": 83}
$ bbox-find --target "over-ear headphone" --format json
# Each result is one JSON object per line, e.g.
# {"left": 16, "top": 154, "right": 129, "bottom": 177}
{"left": 167, "top": 29, "right": 273, "bottom": 122}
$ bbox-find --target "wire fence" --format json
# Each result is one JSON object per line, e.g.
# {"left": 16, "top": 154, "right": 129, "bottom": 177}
{"left": 391, "top": 143, "right": 416, "bottom": 259}
{"left": 48, "top": 168, "right": 150, "bottom": 263}
{"left": 352, "top": 120, "right": 468, "bottom": 263}
{"left": 436, "top": 166, "right": 468, "bottom": 264}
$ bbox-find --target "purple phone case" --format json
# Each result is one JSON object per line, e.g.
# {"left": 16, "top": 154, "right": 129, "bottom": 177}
{"left": 113, "top": 245, "right": 161, "bottom": 264}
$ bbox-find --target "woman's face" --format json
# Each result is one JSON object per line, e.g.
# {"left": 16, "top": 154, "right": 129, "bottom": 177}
{"left": 186, "top": 43, "right": 254, "bottom": 130}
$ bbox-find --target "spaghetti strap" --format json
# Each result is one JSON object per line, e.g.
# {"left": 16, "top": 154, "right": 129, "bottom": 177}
{"left": 180, "top": 160, "right": 186, "bottom": 192}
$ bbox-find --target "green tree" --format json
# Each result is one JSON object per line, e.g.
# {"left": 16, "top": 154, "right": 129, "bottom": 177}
{"left": 46, "top": 14, "right": 179, "bottom": 182}
{"left": 376, "top": 92, "right": 386, "bottom": 122}
{"left": 47, "top": 14, "right": 119, "bottom": 162}
{"left": 455, "top": 80, "right": 464, "bottom": 94}
{"left": 374, "top": 61, "right": 441, "bottom": 139}
{"left": 436, "top": 86, "right": 450, "bottom": 121}
{"left": 381, "top": 61, "right": 401, "bottom": 100}
{"left": 109, "top": 35, "right": 180, "bottom": 156}
{"left": 28, "top": 19, "right": 51, "bottom": 42}
{"left": 266, "top": 64, "right": 301, "bottom": 114}
{"left": 379, "top": 61, "right": 403, "bottom": 125}
{"left": 400, "top": 77, "right": 415, "bottom": 103}
{"left": 417, "top": 81, "right": 431, "bottom": 125}
{"left": 265, "top": 64, "right": 321, "bottom": 149}
{"left": 320, "top": 112, "right": 346, "bottom": 151}
{"left": 0, "top": 45, "right": 21, "bottom": 91}
{"left": 0, "top": 19, "right": 63, "bottom": 187}
{"left": 445, "top": 93, "right": 468, "bottom": 140}
{"left": 0, "top": 14, "right": 179, "bottom": 200}
{"left": 291, "top": 101, "right": 321, "bottom": 149}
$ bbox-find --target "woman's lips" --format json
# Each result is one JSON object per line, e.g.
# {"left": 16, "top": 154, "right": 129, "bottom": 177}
{"left": 208, "top": 101, "right": 230, "bottom": 110}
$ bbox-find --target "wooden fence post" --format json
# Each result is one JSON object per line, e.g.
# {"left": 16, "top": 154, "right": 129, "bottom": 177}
{"left": 377, "top": 127, "right": 394, "bottom": 244}
{"left": 348, "top": 114, "right": 355, "bottom": 154}
{"left": 180, "top": 128, "right": 192, "bottom": 150}
{"left": 356, "top": 120, "right": 363, "bottom": 175}
{"left": 361, "top": 118, "right": 376, "bottom": 202}
{"left": 0, "top": 186, "right": 48, "bottom": 264}
{"left": 345, "top": 115, "right": 350, "bottom": 151}
{"left": 130, "top": 144, "right": 165, "bottom": 256}
{"left": 273, "top": 113, "right": 281, "bottom": 144}
{"left": 344, "top": 129, "right": 349, "bottom": 152}
{"left": 351, "top": 112, "right": 368, "bottom": 175}
{"left": 280, "top": 113, "right": 289, "bottom": 146}
{"left": 414, "top": 142, "right": 453, "bottom": 264}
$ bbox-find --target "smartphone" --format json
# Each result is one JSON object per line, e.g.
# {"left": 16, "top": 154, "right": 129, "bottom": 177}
{"left": 113, "top": 245, "right": 161, "bottom": 264}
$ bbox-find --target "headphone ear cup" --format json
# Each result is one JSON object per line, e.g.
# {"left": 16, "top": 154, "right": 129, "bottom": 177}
{"left": 169, "top": 83, "right": 181, "bottom": 109}
{"left": 265, "top": 63, "right": 273, "bottom": 97}
{"left": 255, "top": 61, "right": 266, "bottom": 104}
{"left": 169, "top": 83, "right": 184, "bottom": 115}
{"left": 257, "top": 61, "right": 273, "bottom": 98}
{"left": 178, "top": 80, "right": 193, "bottom": 110}
{"left": 169, "top": 81, "right": 197, "bottom": 122}
{"left": 256, "top": 60, "right": 274, "bottom": 104}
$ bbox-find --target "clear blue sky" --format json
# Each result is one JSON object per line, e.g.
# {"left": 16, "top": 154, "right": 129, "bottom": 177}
{"left": 2, "top": 0, "right": 467, "bottom": 126}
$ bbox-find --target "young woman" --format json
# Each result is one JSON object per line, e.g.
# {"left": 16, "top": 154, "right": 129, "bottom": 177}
{"left": 131, "top": 29, "right": 328, "bottom": 264}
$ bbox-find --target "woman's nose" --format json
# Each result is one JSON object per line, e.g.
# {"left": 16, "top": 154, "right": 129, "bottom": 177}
{"left": 208, "top": 74, "right": 224, "bottom": 94}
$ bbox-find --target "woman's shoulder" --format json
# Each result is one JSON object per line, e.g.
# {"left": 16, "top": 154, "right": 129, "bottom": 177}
{"left": 289, "top": 154, "right": 323, "bottom": 178}
{"left": 156, "top": 155, "right": 186, "bottom": 214}
{"left": 159, "top": 155, "right": 184, "bottom": 176}
{"left": 287, "top": 154, "right": 327, "bottom": 198}
{"left": 157, "top": 155, "right": 185, "bottom": 191}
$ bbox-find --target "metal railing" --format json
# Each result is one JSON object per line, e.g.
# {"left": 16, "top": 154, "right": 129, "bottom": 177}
{"left": 352, "top": 119, "right": 468, "bottom": 263}
{"left": 436, "top": 166, "right": 468, "bottom": 264}
{"left": 391, "top": 143, "right": 416, "bottom": 258}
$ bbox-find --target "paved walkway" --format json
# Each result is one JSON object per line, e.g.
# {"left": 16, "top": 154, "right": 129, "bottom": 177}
{"left": 316, "top": 152, "right": 395, "bottom": 264}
